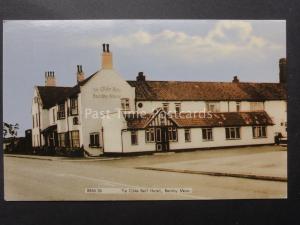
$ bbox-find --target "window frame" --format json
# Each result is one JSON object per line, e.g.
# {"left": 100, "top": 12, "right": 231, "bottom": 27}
{"left": 206, "top": 101, "right": 220, "bottom": 112}
{"left": 70, "top": 130, "right": 80, "bottom": 147}
{"left": 236, "top": 101, "right": 241, "bottom": 112}
{"left": 58, "top": 132, "right": 66, "bottom": 147}
{"left": 252, "top": 126, "right": 267, "bottom": 138}
{"left": 121, "top": 98, "right": 130, "bottom": 111}
{"left": 225, "top": 127, "right": 241, "bottom": 140}
{"left": 162, "top": 103, "right": 169, "bottom": 112}
{"left": 131, "top": 130, "right": 138, "bottom": 145}
{"left": 89, "top": 132, "right": 100, "bottom": 147}
{"left": 168, "top": 127, "right": 178, "bottom": 142}
{"left": 175, "top": 103, "right": 181, "bottom": 113}
{"left": 57, "top": 103, "right": 66, "bottom": 119}
{"left": 184, "top": 128, "right": 191, "bottom": 142}
{"left": 145, "top": 128, "right": 155, "bottom": 143}
{"left": 70, "top": 97, "right": 79, "bottom": 116}
{"left": 202, "top": 128, "right": 213, "bottom": 141}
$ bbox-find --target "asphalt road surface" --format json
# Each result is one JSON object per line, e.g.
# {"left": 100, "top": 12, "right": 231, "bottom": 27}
{"left": 4, "top": 147, "right": 286, "bottom": 200}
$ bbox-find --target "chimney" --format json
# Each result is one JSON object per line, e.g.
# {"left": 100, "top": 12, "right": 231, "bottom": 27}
{"left": 279, "top": 58, "right": 287, "bottom": 83}
{"left": 136, "top": 72, "right": 146, "bottom": 82}
{"left": 45, "top": 71, "right": 56, "bottom": 86}
{"left": 76, "top": 65, "right": 85, "bottom": 83}
{"left": 232, "top": 75, "right": 239, "bottom": 83}
{"left": 101, "top": 43, "right": 113, "bottom": 69}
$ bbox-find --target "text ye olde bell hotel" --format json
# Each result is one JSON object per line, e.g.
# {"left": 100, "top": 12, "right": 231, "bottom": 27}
{"left": 31, "top": 44, "right": 287, "bottom": 156}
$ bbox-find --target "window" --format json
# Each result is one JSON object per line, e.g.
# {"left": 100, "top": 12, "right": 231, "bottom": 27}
{"left": 52, "top": 108, "right": 56, "bottom": 123}
{"left": 168, "top": 127, "right": 177, "bottom": 142}
{"left": 58, "top": 133, "right": 66, "bottom": 147}
{"left": 250, "top": 102, "right": 264, "bottom": 111}
{"left": 236, "top": 102, "right": 241, "bottom": 112}
{"left": 35, "top": 113, "right": 39, "bottom": 127}
{"left": 131, "top": 131, "right": 138, "bottom": 145}
{"left": 71, "top": 130, "right": 80, "bottom": 147}
{"left": 90, "top": 133, "right": 100, "bottom": 147}
{"left": 32, "top": 115, "right": 35, "bottom": 128}
{"left": 162, "top": 103, "right": 169, "bottom": 112}
{"left": 57, "top": 103, "right": 65, "bottom": 119}
{"left": 121, "top": 98, "right": 130, "bottom": 111}
{"left": 73, "top": 117, "right": 79, "bottom": 125}
{"left": 184, "top": 129, "right": 191, "bottom": 142}
{"left": 175, "top": 103, "right": 181, "bottom": 113}
{"left": 206, "top": 102, "right": 220, "bottom": 112}
{"left": 70, "top": 97, "right": 78, "bottom": 115}
{"left": 225, "top": 127, "right": 241, "bottom": 140}
{"left": 145, "top": 128, "right": 155, "bottom": 142}
{"left": 202, "top": 128, "right": 213, "bottom": 141}
{"left": 252, "top": 126, "right": 267, "bottom": 138}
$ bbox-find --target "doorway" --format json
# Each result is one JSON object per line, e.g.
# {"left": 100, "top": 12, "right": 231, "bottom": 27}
{"left": 155, "top": 127, "right": 169, "bottom": 151}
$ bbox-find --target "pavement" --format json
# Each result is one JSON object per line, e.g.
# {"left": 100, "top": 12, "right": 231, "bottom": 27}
{"left": 3, "top": 145, "right": 287, "bottom": 200}
{"left": 137, "top": 150, "right": 287, "bottom": 182}
{"left": 4, "top": 154, "right": 121, "bottom": 161}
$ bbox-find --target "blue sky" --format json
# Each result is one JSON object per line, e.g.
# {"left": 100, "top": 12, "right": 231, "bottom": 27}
{"left": 3, "top": 20, "right": 286, "bottom": 134}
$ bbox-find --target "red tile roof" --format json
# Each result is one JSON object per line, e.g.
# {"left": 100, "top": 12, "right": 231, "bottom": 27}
{"left": 127, "top": 80, "right": 286, "bottom": 101}
{"left": 124, "top": 111, "right": 273, "bottom": 129}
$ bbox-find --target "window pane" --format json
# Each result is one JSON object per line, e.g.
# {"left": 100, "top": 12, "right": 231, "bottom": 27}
{"left": 202, "top": 129, "right": 207, "bottom": 140}
{"left": 236, "top": 128, "right": 240, "bottom": 139}
{"left": 262, "top": 127, "right": 266, "bottom": 137}
{"left": 225, "top": 128, "right": 230, "bottom": 139}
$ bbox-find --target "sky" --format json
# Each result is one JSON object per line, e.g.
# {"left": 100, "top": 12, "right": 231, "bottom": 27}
{"left": 3, "top": 20, "right": 286, "bottom": 135}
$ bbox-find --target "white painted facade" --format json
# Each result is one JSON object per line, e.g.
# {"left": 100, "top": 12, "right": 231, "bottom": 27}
{"left": 31, "top": 45, "right": 287, "bottom": 156}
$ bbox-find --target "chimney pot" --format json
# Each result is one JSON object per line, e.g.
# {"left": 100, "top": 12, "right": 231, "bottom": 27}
{"left": 279, "top": 58, "right": 287, "bottom": 83}
{"left": 232, "top": 76, "right": 239, "bottom": 83}
{"left": 137, "top": 71, "right": 146, "bottom": 82}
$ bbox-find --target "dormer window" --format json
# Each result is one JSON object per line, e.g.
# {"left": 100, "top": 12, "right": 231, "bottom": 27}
{"left": 121, "top": 98, "right": 130, "bottom": 111}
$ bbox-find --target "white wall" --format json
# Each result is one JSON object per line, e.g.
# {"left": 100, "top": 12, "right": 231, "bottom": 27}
{"left": 170, "top": 126, "right": 274, "bottom": 150}
{"left": 264, "top": 100, "right": 287, "bottom": 137}
{"left": 80, "top": 69, "right": 135, "bottom": 155}
{"left": 118, "top": 126, "right": 274, "bottom": 153}
{"left": 102, "top": 112, "right": 127, "bottom": 153}
{"left": 122, "top": 130, "right": 156, "bottom": 153}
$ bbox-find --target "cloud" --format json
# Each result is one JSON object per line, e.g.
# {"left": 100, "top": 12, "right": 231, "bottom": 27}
{"left": 104, "top": 21, "right": 284, "bottom": 63}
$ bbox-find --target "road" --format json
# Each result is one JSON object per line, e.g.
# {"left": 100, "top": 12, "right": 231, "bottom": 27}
{"left": 4, "top": 147, "right": 287, "bottom": 200}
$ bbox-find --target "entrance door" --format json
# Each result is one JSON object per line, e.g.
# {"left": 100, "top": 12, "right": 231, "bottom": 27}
{"left": 155, "top": 127, "right": 169, "bottom": 151}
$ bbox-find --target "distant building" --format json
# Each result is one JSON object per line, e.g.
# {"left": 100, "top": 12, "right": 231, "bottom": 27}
{"left": 31, "top": 44, "right": 287, "bottom": 156}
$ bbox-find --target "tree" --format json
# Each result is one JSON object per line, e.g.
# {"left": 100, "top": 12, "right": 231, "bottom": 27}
{"left": 3, "top": 122, "right": 19, "bottom": 138}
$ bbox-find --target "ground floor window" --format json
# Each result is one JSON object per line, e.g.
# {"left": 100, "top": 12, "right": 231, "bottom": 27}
{"left": 131, "top": 131, "right": 138, "bottom": 145}
{"left": 202, "top": 128, "right": 213, "bottom": 141}
{"left": 145, "top": 128, "right": 155, "bottom": 142}
{"left": 168, "top": 127, "right": 177, "bottom": 142}
{"left": 225, "top": 127, "right": 240, "bottom": 140}
{"left": 252, "top": 126, "right": 267, "bottom": 138}
{"left": 71, "top": 130, "right": 80, "bottom": 147}
{"left": 89, "top": 132, "right": 100, "bottom": 147}
{"left": 58, "top": 133, "right": 66, "bottom": 147}
{"left": 184, "top": 129, "right": 191, "bottom": 142}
